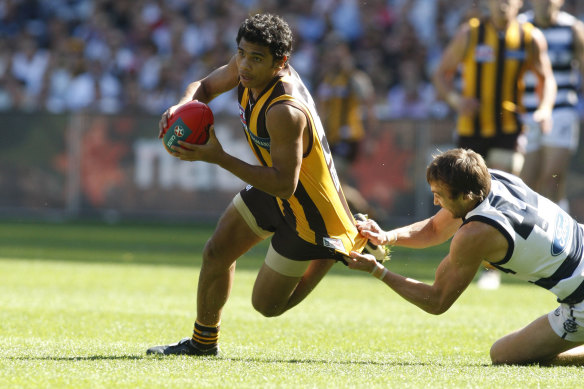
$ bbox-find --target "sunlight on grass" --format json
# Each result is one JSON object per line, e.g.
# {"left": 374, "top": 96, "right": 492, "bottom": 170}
{"left": 1, "top": 221, "right": 583, "bottom": 388}
{"left": 1, "top": 256, "right": 583, "bottom": 388}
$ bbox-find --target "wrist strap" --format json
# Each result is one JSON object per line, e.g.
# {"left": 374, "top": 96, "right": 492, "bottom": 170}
{"left": 370, "top": 263, "right": 388, "bottom": 280}
{"left": 386, "top": 230, "right": 397, "bottom": 245}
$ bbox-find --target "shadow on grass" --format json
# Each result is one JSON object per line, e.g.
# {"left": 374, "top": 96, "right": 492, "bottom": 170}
{"left": 6, "top": 354, "right": 493, "bottom": 367}
{"left": 7, "top": 354, "right": 441, "bottom": 367}
{"left": 223, "top": 356, "right": 444, "bottom": 367}
{"left": 7, "top": 355, "right": 144, "bottom": 361}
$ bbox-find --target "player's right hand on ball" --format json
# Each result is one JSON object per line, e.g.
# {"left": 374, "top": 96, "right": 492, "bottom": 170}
{"left": 158, "top": 104, "right": 180, "bottom": 138}
{"left": 173, "top": 126, "right": 224, "bottom": 164}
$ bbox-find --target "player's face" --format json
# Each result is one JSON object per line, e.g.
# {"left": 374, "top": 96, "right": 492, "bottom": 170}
{"left": 531, "top": 0, "right": 564, "bottom": 21}
{"left": 236, "top": 38, "right": 285, "bottom": 94}
{"left": 430, "top": 181, "right": 469, "bottom": 219}
{"left": 487, "top": 0, "right": 523, "bottom": 24}
{"left": 327, "top": 43, "right": 352, "bottom": 72}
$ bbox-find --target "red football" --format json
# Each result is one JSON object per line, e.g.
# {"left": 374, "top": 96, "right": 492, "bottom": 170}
{"left": 161, "top": 101, "right": 214, "bottom": 154}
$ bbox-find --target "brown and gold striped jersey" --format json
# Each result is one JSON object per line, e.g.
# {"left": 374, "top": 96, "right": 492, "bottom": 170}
{"left": 237, "top": 65, "right": 367, "bottom": 256}
{"left": 458, "top": 17, "right": 534, "bottom": 138}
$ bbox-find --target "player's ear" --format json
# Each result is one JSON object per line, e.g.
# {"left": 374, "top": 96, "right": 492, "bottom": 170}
{"left": 275, "top": 56, "right": 287, "bottom": 69}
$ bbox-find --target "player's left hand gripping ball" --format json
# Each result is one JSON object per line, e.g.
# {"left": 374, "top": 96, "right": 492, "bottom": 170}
{"left": 161, "top": 101, "right": 214, "bottom": 154}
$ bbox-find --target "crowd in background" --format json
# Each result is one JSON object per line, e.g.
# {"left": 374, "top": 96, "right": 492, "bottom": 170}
{"left": 0, "top": 0, "right": 583, "bottom": 118}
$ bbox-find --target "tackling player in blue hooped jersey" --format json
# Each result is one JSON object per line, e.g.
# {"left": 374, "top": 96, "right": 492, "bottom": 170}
{"left": 347, "top": 148, "right": 584, "bottom": 365}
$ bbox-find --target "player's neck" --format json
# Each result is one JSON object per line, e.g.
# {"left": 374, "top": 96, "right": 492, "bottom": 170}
{"left": 250, "top": 69, "right": 283, "bottom": 100}
{"left": 250, "top": 81, "right": 272, "bottom": 101}
{"left": 489, "top": 17, "right": 514, "bottom": 32}
{"left": 534, "top": 13, "right": 557, "bottom": 29}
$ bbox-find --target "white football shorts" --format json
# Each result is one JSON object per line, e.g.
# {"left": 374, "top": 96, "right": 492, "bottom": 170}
{"left": 523, "top": 108, "right": 580, "bottom": 153}
{"left": 548, "top": 300, "right": 584, "bottom": 342}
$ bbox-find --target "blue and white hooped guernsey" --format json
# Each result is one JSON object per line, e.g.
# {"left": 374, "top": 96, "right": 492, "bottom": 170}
{"left": 519, "top": 11, "right": 580, "bottom": 112}
{"left": 464, "top": 170, "right": 584, "bottom": 304}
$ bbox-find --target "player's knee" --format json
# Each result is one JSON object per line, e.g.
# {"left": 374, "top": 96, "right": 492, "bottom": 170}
{"left": 251, "top": 296, "right": 285, "bottom": 317}
{"left": 490, "top": 340, "right": 508, "bottom": 365}
{"left": 201, "top": 238, "right": 231, "bottom": 271}
{"left": 202, "top": 239, "right": 218, "bottom": 264}
{"left": 489, "top": 344, "right": 502, "bottom": 364}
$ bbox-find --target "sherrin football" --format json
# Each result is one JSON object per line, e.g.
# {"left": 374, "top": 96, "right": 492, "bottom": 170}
{"left": 161, "top": 101, "right": 214, "bottom": 154}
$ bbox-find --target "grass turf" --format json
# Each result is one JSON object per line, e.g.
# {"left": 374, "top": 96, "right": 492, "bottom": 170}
{"left": 1, "top": 220, "right": 583, "bottom": 388}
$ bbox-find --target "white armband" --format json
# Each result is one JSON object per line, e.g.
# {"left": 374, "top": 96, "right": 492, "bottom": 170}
{"left": 386, "top": 230, "right": 397, "bottom": 245}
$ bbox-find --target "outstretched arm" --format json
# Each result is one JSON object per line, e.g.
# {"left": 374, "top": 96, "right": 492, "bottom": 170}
{"left": 346, "top": 221, "right": 503, "bottom": 315}
{"left": 357, "top": 208, "right": 462, "bottom": 249}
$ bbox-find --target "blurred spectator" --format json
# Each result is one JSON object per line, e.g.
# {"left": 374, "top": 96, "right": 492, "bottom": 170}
{"left": 140, "top": 60, "right": 179, "bottom": 114}
{"left": 381, "top": 18, "right": 428, "bottom": 96}
{"left": 136, "top": 39, "right": 162, "bottom": 92}
{"left": 10, "top": 33, "right": 50, "bottom": 110}
{"left": 315, "top": 33, "right": 379, "bottom": 217}
{"left": 73, "top": 9, "right": 112, "bottom": 64}
{"left": 396, "top": 0, "right": 439, "bottom": 47}
{"left": 42, "top": 38, "right": 78, "bottom": 113}
{"left": 0, "top": 0, "right": 541, "bottom": 116}
{"left": 64, "top": 54, "right": 97, "bottom": 111}
{"left": 383, "top": 59, "right": 448, "bottom": 120}
{"left": 89, "top": 59, "right": 123, "bottom": 113}
{"left": 0, "top": 37, "right": 18, "bottom": 110}
{"left": 181, "top": 3, "right": 218, "bottom": 58}
{"left": 328, "top": 0, "right": 364, "bottom": 43}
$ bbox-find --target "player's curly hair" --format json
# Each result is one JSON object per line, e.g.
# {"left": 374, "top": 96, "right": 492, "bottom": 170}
{"left": 236, "top": 13, "right": 293, "bottom": 63}
{"left": 426, "top": 148, "right": 491, "bottom": 201}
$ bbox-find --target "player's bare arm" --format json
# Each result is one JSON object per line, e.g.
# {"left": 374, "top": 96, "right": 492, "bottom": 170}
{"left": 345, "top": 228, "right": 482, "bottom": 315}
{"left": 347, "top": 220, "right": 505, "bottom": 314}
{"left": 528, "top": 27, "right": 557, "bottom": 132}
{"left": 573, "top": 19, "right": 584, "bottom": 80}
{"left": 432, "top": 24, "right": 478, "bottom": 115}
{"left": 391, "top": 208, "right": 462, "bottom": 249}
{"left": 357, "top": 208, "right": 462, "bottom": 249}
{"left": 173, "top": 102, "right": 305, "bottom": 199}
{"left": 263, "top": 103, "right": 304, "bottom": 199}
{"left": 190, "top": 55, "right": 241, "bottom": 104}
{"left": 158, "top": 56, "right": 240, "bottom": 137}
{"left": 423, "top": 221, "right": 505, "bottom": 313}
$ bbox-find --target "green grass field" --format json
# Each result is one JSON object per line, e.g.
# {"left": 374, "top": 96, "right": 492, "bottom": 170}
{"left": 1, "top": 220, "right": 583, "bottom": 388}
